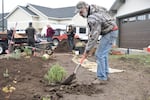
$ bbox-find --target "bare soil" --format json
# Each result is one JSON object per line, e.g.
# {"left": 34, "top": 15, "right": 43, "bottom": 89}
{"left": 0, "top": 52, "right": 150, "bottom": 100}
{"left": 54, "top": 39, "right": 82, "bottom": 53}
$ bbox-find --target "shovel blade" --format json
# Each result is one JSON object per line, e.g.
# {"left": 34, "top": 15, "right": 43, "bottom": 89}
{"left": 61, "top": 73, "right": 76, "bottom": 85}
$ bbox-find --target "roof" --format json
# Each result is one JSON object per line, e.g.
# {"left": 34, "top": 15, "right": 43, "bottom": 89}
{"left": 29, "top": 4, "right": 76, "bottom": 18}
{"left": 47, "top": 6, "right": 76, "bottom": 18}
{"left": 5, "top": 4, "right": 77, "bottom": 20}
{"left": 117, "top": 8, "right": 150, "bottom": 18}
{"left": 19, "top": 6, "right": 38, "bottom": 16}
{"left": 109, "top": 0, "right": 126, "bottom": 15}
{"left": 6, "top": 5, "right": 39, "bottom": 19}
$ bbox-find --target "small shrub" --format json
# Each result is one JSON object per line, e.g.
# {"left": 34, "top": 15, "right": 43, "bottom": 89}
{"left": 42, "top": 95, "right": 51, "bottom": 100}
{"left": 3, "top": 68, "right": 9, "bottom": 78}
{"left": 44, "top": 63, "right": 67, "bottom": 84}
{"left": 10, "top": 49, "right": 21, "bottom": 59}
{"left": 42, "top": 54, "right": 50, "bottom": 60}
{"left": 23, "top": 46, "right": 32, "bottom": 55}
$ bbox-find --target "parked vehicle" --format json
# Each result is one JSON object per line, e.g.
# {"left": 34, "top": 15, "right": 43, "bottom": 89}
{"left": 73, "top": 26, "right": 88, "bottom": 42}
{"left": 14, "top": 30, "right": 27, "bottom": 44}
{"left": 52, "top": 29, "right": 79, "bottom": 46}
{"left": 40, "top": 24, "right": 100, "bottom": 46}
{"left": 0, "top": 30, "right": 28, "bottom": 54}
{"left": 73, "top": 26, "right": 101, "bottom": 42}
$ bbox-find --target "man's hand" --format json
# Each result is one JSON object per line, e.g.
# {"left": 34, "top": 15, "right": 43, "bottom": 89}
{"left": 83, "top": 53, "right": 87, "bottom": 59}
{"left": 79, "top": 50, "right": 89, "bottom": 64}
{"left": 83, "top": 50, "right": 89, "bottom": 58}
{"left": 80, "top": 52, "right": 88, "bottom": 64}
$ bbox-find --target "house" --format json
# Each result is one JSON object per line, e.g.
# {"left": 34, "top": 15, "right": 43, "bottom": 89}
{"left": 6, "top": 4, "right": 87, "bottom": 34}
{"left": 110, "top": 0, "right": 150, "bottom": 49}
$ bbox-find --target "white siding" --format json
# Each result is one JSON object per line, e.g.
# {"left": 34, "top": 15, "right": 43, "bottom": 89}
{"left": 36, "top": 19, "right": 56, "bottom": 28}
{"left": 25, "top": 6, "right": 67, "bottom": 31}
{"left": 7, "top": 8, "right": 32, "bottom": 29}
{"left": 27, "top": 5, "right": 50, "bottom": 30}
{"left": 116, "top": 0, "right": 150, "bottom": 16}
{"left": 58, "top": 19, "right": 72, "bottom": 25}
{"left": 72, "top": 14, "right": 87, "bottom": 26}
{"left": 7, "top": 5, "right": 88, "bottom": 33}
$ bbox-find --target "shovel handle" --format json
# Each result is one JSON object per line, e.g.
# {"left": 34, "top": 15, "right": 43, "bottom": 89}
{"left": 73, "top": 55, "right": 86, "bottom": 74}
{"left": 80, "top": 55, "right": 86, "bottom": 64}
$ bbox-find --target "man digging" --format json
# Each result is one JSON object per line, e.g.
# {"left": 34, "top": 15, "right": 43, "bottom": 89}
{"left": 75, "top": 1, "right": 118, "bottom": 84}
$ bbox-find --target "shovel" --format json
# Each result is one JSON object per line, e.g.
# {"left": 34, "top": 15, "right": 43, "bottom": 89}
{"left": 61, "top": 55, "right": 86, "bottom": 85}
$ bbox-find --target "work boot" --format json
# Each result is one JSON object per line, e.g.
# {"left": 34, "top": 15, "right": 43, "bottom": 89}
{"left": 92, "top": 79, "right": 107, "bottom": 85}
{"left": 107, "top": 77, "right": 110, "bottom": 81}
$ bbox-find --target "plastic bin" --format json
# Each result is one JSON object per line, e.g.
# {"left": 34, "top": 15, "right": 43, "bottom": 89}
{"left": 75, "top": 47, "right": 85, "bottom": 54}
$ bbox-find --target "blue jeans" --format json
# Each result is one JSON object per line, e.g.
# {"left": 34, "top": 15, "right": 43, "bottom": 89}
{"left": 95, "top": 30, "right": 118, "bottom": 80}
{"left": 47, "top": 37, "right": 52, "bottom": 42}
{"left": 68, "top": 37, "right": 75, "bottom": 51}
{"left": 47, "top": 37, "right": 53, "bottom": 48}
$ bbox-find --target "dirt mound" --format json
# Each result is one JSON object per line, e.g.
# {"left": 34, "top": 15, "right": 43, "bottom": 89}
{"left": 54, "top": 40, "right": 70, "bottom": 53}
{"left": 33, "top": 83, "right": 103, "bottom": 100}
{"left": 54, "top": 39, "right": 82, "bottom": 53}
{"left": 44, "top": 83, "right": 103, "bottom": 96}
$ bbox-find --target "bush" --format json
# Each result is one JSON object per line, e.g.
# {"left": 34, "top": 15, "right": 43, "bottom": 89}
{"left": 23, "top": 46, "right": 32, "bottom": 55}
{"left": 42, "top": 54, "right": 50, "bottom": 60}
{"left": 10, "top": 49, "right": 21, "bottom": 59}
{"left": 44, "top": 63, "right": 67, "bottom": 84}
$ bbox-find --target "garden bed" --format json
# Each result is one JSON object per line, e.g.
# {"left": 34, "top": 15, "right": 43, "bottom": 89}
{"left": 0, "top": 54, "right": 150, "bottom": 100}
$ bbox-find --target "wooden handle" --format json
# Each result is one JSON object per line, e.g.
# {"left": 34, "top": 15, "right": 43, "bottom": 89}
{"left": 80, "top": 55, "right": 86, "bottom": 64}
{"left": 73, "top": 55, "right": 86, "bottom": 74}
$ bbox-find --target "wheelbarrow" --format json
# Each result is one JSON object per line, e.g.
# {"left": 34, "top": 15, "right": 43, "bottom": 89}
{"left": 24, "top": 42, "right": 55, "bottom": 55}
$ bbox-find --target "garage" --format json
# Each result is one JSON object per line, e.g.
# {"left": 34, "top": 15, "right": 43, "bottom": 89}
{"left": 109, "top": 0, "right": 150, "bottom": 49}
{"left": 118, "top": 9, "right": 150, "bottom": 49}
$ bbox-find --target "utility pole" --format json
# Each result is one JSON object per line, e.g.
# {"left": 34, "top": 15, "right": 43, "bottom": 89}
{"left": 2, "top": 0, "right": 4, "bottom": 31}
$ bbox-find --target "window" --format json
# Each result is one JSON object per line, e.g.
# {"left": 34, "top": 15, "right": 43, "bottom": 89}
{"left": 121, "top": 18, "right": 128, "bottom": 24}
{"left": 148, "top": 14, "right": 150, "bottom": 20}
{"left": 128, "top": 17, "right": 136, "bottom": 22}
{"left": 54, "top": 30, "right": 60, "bottom": 36}
{"left": 79, "top": 28, "right": 86, "bottom": 34}
{"left": 60, "top": 30, "right": 65, "bottom": 35}
{"left": 137, "top": 15, "right": 146, "bottom": 21}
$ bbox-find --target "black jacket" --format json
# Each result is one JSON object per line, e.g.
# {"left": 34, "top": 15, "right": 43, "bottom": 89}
{"left": 7, "top": 29, "right": 13, "bottom": 40}
{"left": 67, "top": 30, "right": 75, "bottom": 38}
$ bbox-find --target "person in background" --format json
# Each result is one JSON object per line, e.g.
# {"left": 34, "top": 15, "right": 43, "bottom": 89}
{"left": 25, "top": 22, "right": 36, "bottom": 55}
{"left": 7, "top": 27, "right": 14, "bottom": 45}
{"left": 7, "top": 27, "right": 15, "bottom": 53}
{"left": 25, "top": 22, "right": 36, "bottom": 47}
{"left": 67, "top": 25, "right": 75, "bottom": 52}
{"left": 46, "top": 25, "right": 55, "bottom": 42}
{"left": 75, "top": 1, "right": 118, "bottom": 84}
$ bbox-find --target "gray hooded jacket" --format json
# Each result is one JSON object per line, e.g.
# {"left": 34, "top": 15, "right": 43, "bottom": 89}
{"left": 85, "top": 4, "right": 117, "bottom": 52}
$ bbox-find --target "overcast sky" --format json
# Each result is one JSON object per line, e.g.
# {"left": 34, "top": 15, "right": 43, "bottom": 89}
{"left": 0, "top": 0, "right": 116, "bottom": 13}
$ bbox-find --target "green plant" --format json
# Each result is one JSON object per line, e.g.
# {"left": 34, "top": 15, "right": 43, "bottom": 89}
{"left": 41, "top": 95, "right": 51, "bottom": 100}
{"left": 44, "top": 63, "right": 67, "bottom": 84}
{"left": 10, "top": 49, "right": 21, "bottom": 59}
{"left": 110, "top": 54, "right": 150, "bottom": 65}
{"left": 24, "top": 46, "right": 32, "bottom": 55}
{"left": 42, "top": 54, "right": 50, "bottom": 60}
{"left": 3, "top": 68, "right": 9, "bottom": 78}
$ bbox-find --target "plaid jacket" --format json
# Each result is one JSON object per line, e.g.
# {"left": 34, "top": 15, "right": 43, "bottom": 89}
{"left": 85, "top": 5, "right": 117, "bottom": 52}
